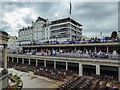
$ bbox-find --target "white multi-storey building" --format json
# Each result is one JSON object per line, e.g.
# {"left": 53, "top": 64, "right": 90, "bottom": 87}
{"left": 18, "top": 17, "right": 82, "bottom": 44}
{"left": 7, "top": 36, "right": 18, "bottom": 49}
{"left": 50, "top": 17, "right": 82, "bottom": 42}
{"left": 18, "top": 26, "right": 33, "bottom": 44}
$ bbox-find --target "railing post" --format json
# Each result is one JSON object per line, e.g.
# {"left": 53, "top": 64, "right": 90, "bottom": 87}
{"left": 96, "top": 64, "right": 100, "bottom": 75}
{"left": 66, "top": 62, "right": 68, "bottom": 70}
{"left": 107, "top": 46, "right": 109, "bottom": 53}
{"left": 118, "top": 67, "right": 120, "bottom": 82}
{"left": 29, "top": 58, "right": 30, "bottom": 65}
{"left": 95, "top": 46, "right": 97, "bottom": 53}
{"left": 84, "top": 47, "right": 86, "bottom": 51}
{"left": 54, "top": 61, "right": 56, "bottom": 69}
{"left": 17, "top": 58, "right": 18, "bottom": 63}
{"left": 59, "top": 47, "right": 60, "bottom": 52}
{"left": 36, "top": 59, "right": 38, "bottom": 66}
{"left": 22, "top": 58, "right": 24, "bottom": 64}
{"left": 12, "top": 57, "right": 14, "bottom": 62}
{"left": 79, "top": 63, "right": 83, "bottom": 76}
{"left": 44, "top": 60, "right": 46, "bottom": 67}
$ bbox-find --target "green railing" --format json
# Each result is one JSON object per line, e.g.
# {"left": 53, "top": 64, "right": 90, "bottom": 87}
{"left": 0, "top": 73, "right": 8, "bottom": 81}
{"left": 0, "top": 73, "right": 9, "bottom": 89}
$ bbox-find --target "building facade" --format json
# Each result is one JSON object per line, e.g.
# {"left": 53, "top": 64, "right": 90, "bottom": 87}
{"left": 7, "top": 36, "right": 18, "bottom": 49}
{"left": 18, "top": 17, "right": 82, "bottom": 44}
{"left": 18, "top": 26, "right": 33, "bottom": 44}
{"left": 50, "top": 17, "right": 82, "bottom": 42}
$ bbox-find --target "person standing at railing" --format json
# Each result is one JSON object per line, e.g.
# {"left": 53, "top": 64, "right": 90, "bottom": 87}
{"left": 46, "top": 49, "right": 49, "bottom": 56}
{"left": 48, "top": 50, "right": 50, "bottom": 55}
{"left": 53, "top": 49, "right": 56, "bottom": 56}
{"left": 105, "top": 53, "right": 108, "bottom": 58}
{"left": 77, "top": 50, "right": 79, "bottom": 54}
{"left": 82, "top": 50, "right": 85, "bottom": 54}
{"left": 86, "top": 50, "right": 88, "bottom": 54}
{"left": 40, "top": 49, "right": 42, "bottom": 53}
{"left": 113, "top": 50, "right": 117, "bottom": 55}
{"left": 60, "top": 49, "right": 63, "bottom": 53}
{"left": 41, "top": 50, "right": 44, "bottom": 55}
{"left": 32, "top": 50, "right": 35, "bottom": 55}
{"left": 50, "top": 50, "right": 53, "bottom": 56}
{"left": 35, "top": 49, "right": 37, "bottom": 53}
{"left": 56, "top": 50, "right": 59, "bottom": 55}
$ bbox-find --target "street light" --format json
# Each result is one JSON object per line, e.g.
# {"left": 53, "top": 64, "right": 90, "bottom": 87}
{"left": 72, "top": 33, "right": 75, "bottom": 44}
{"left": 55, "top": 35, "right": 59, "bottom": 42}
{"left": 72, "top": 33, "right": 75, "bottom": 40}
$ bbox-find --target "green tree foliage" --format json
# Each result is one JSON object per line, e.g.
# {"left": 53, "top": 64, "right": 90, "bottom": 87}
{"left": 111, "top": 31, "right": 118, "bottom": 39}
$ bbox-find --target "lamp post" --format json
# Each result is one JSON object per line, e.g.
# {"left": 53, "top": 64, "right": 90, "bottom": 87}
{"left": 72, "top": 33, "right": 75, "bottom": 40}
{"left": 55, "top": 35, "right": 58, "bottom": 42}
{"left": 72, "top": 33, "right": 75, "bottom": 44}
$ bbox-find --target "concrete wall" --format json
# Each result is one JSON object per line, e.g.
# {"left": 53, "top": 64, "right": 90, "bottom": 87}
{"left": 7, "top": 49, "right": 18, "bottom": 53}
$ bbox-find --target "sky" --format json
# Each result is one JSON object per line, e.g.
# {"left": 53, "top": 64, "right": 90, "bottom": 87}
{"left": 0, "top": 0, "right": 119, "bottom": 38}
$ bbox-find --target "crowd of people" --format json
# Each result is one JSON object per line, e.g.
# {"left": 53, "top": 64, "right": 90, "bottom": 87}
{"left": 19, "top": 37, "right": 119, "bottom": 46}
{"left": 10, "top": 49, "right": 120, "bottom": 59}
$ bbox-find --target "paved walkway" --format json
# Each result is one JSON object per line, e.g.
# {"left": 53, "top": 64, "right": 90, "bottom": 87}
{"left": 8, "top": 68, "right": 59, "bottom": 88}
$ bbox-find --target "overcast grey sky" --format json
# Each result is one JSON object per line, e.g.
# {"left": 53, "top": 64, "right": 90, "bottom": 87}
{"left": 0, "top": 1, "right": 118, "bottom": 38}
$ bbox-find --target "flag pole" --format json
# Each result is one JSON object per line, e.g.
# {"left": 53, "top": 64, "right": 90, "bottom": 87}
{"left": 70, "top": 0, "right": 72, "bottom": 41}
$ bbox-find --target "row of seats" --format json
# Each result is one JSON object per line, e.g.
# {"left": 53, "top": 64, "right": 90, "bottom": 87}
{"left": 58, "top": 75, "right": 120, "bottom": 90}
{"left": 7, "top": 61, "right": 120, "bottom": 89}
{"left": 7, "top": 61, "right": 73, "bottom": 81}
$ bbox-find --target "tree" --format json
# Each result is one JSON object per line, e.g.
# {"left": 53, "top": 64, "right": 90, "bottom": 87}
{"left": 111, "top": 31, "right": 118, "bottom": 39}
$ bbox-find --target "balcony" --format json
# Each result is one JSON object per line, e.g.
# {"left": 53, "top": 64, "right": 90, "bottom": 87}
{"left": 51, "top": 31, "right": 70, "bottom": 37}
{"left": 50, "top": 26, "right": 82, "bottom": 34}
{"left": 50, "top": 27, "right": 70, "bottom": 31}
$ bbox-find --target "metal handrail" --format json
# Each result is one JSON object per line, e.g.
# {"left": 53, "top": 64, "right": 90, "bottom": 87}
{"left": 0, "top": 73, "right": 8, "bottom": 81}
